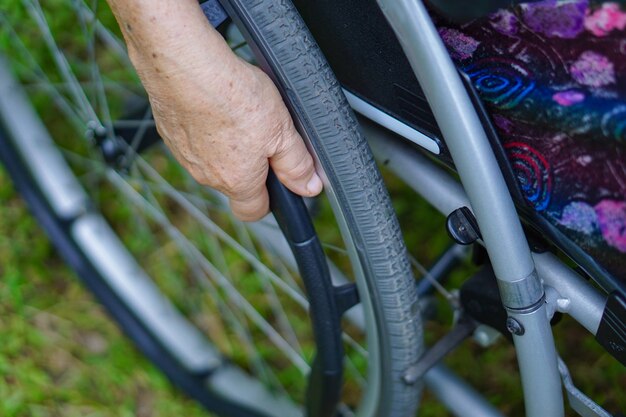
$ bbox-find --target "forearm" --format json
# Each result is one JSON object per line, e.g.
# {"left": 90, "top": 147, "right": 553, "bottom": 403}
{"left": 105, "top": 0, "right": 246, "bottom": 103}
{"left": 107, "top": 0, "right": 227, "bottom": 58}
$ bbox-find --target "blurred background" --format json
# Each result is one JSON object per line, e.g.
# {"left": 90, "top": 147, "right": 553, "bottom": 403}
{"left": 0, "top": 0, "right": 623, "bottom": 416}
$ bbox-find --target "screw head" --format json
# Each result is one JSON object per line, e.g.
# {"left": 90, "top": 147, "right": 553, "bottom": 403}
{"left": 506, "top": 317, "right": 525, "bottom": 336}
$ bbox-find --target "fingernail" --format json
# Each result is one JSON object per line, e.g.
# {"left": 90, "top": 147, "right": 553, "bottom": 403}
{"left": 306, "top": 173, "right": 323, "bottom": 195}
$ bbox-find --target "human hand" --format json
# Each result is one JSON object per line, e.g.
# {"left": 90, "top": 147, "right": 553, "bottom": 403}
{"left": 113, "top": 0, "right": 322, "bottom": 221}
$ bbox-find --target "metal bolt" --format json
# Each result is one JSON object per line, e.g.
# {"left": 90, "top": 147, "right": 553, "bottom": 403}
{"left": 506, "top": 317, "right": 525, "bottom": 336}
{"left": 402, "top": 369, "right": 419, "bottom": 386}
{"left": 474, "top": 329, "right": 491, "bottom": 346}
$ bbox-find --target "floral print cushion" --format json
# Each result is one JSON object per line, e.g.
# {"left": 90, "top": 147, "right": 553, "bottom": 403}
{"left": 435, "top": 0, "right": 626, "bottom": 281}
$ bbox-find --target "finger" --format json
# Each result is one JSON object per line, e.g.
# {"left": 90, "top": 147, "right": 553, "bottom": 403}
{"left": 270, "top": 125, "right": 323, "bottom": 197}
{"left": 229, "top": 183, "right": 270, "bottom": 222}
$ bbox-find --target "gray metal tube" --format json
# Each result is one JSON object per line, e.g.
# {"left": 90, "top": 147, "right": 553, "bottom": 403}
{"left": 533, "top": 252, "right": 607, "bottom": 335}
{"left": 509, "top": 305, "right": 564, "bottom": 417}
{"left": 425, "top": 365, "right": 504, "bottom": 417}
{"left": 375, "top": 0, "right": 534, "bottom": 283}
{"left": 372, "top": 2, "right": 563, "bottom": 414}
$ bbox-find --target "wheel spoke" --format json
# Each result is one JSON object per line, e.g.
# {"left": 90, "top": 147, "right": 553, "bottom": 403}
{"left": 119, "top": 106, "right": 155, "bottom": 166}
{"left": 106, "top": 169, "right": 311, "bottom": 374}
{"left": 74, "top": 0, "right": 130, "bottom": 64}
{"left": 24, "top": 80, "right": 143, "bottom": 99}
{"left": 0, "top": 13, "right": 87, "bottom": 132}
{"left": 139, "top": 170, "right": 303, "bottom": 377}
{"left": 133, "top": 163, "right": 305, "bottom": 357}
{"left": 410, "top": 254, "right": 458, "bottom": 307}
{"left": 71, "top": 0, "right": 117, "bottom": 141}
{"left": 24, "top": 0, "right": 101, "bottom": 126}
{"left": 135, "top": 157, "right": 309, "bottom": 307}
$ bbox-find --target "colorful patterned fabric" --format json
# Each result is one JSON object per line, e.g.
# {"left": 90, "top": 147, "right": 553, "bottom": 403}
{"left": 434, "top": 0, "right": 626, "bottom": 280}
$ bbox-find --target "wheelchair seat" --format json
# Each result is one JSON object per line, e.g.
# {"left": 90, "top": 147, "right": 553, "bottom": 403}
{"left": 435, "top": 0, "right": 626, "bottom": 284}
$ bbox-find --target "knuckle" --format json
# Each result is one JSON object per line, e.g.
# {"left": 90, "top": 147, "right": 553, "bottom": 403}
{"left": 269, "top": 117, "right": 297, "bottom": 149}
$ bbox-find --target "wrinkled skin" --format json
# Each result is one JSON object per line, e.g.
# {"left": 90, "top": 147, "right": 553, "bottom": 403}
{"left": 108, "top": 0, "right": 322, "bottom": 221}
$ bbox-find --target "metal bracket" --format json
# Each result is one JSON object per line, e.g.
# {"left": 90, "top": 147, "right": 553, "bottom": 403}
{"left": 558, "top": 357, "right": 612, "bottom": 417}
{"left": 402, "top": 317, "right": 477, "bottom": 385}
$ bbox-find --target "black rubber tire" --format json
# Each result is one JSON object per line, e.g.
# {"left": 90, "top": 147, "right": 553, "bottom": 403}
{"left": 219, "top": 1, "right": 424, "bottom": 415}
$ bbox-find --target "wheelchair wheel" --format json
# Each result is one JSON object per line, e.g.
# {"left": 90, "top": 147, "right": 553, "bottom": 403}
{"left": 0, "top": 0, "right": 423, "bottom": 416}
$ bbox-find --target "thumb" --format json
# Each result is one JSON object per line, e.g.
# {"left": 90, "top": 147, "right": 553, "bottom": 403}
{"left": 269, "top": 126, "right": 323, "bottom": 197}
